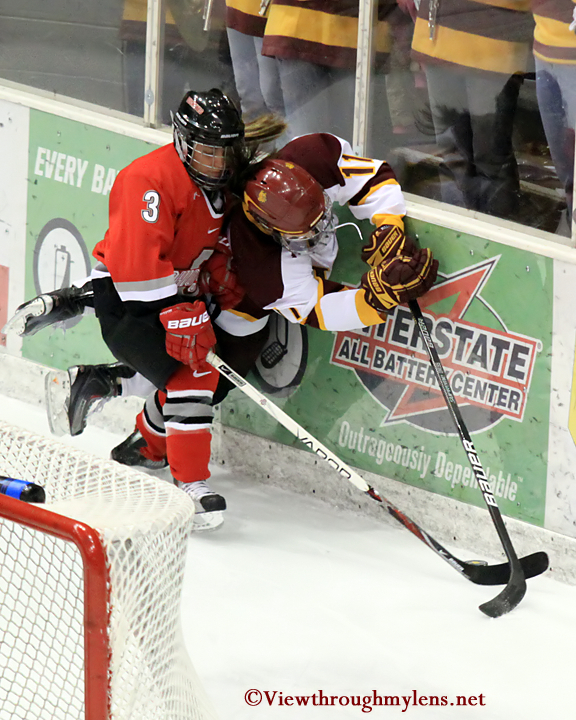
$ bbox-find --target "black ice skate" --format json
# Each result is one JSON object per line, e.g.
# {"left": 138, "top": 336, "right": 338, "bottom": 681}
{"left": 2, "top": 283, "right": 94, "bottom": 337}
{"left": 176, "top": 480, "right": 226, "bottom": 530}
{"left": 111, "top": 429, "right": 168, "bottom": 470}
{"left": 45, "top": 363, "right": 134, "bottom": 437}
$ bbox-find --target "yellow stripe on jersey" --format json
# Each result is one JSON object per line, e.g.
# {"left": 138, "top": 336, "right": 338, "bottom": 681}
{"left": 371, "top": 214, "right": 405, "bottom": 230}
{"left": 226, "top": 308, "right": 264, "bottom": 323}
{"left": 265, "top": 7, "right": 357, "bottom": 48}
{"left": 357, "top": 178, "right": 401, "bottom": 197}
{"left": 226, "top": 0, "right": 263, "bottom": 16}
{"left": 265, "top": 6, "right": 391, "bottom": 53}
{"left": 312, "top": 277, "right": 327, "bottom": 330}
{"left": 412, "top": 19, "right": 530, "bottom": 74}
{"left": 534, "top": 15, "right": 576, "bottom": 50}
{"left": 355, "top": 291, "right": 387, "bottom": 327}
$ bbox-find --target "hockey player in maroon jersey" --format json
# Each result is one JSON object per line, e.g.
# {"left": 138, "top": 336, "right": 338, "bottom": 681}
{"left": 222, "top": 133, "right": 434, "bottom": 336}
{"left": 5, "top": 133, "right": 438, "bottom": 528}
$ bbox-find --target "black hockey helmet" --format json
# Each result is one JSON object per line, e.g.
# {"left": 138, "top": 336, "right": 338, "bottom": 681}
{"left": 172, "top": 89, "right": 245, "bottom": 190}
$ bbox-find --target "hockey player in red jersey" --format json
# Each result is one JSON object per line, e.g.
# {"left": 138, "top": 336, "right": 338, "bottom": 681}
{"left": 5, "top": 132, "right": 438, "bottom": 528}
{"left": 86, "top": 88, "right": 246, "bottom": 519}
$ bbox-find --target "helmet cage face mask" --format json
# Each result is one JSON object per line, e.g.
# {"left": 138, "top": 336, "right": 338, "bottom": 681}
{"left": 268, "top": 194, "right": 335, "bottom": 255}
{"left": 173, "top": 118, "right": 239, "bottom": 190}
{"left": 171, "top": 90, "right": 244, "bottom": 190}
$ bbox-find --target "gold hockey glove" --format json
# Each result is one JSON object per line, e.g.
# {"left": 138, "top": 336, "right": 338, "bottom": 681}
{"left": 361, "top": 223, "right": 417, "bottom": 267}
{"left": 361, "top": 249, "right": 438, "bottom": 313}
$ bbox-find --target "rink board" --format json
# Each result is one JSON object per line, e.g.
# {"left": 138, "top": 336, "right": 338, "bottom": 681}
{"left": 1, "top": 91, "right": 576, "bottom": 541}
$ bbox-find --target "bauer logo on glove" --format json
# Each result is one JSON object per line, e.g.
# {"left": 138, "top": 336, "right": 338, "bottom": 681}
{"left": 361, "top": 248, "right": 438, "bottom": 314}
{"left": 166, "top": 310, "right": 210, "bottom": 330}
{"left": 160, "top": 301, "right": 216, "bottom": 371}
{"left": 361, "top": 223, "right": 417, "bottom": 267}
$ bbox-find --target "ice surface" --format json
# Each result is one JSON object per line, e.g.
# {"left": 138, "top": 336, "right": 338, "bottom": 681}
{"left": 0, "top": 394, "right": 574, "bottom": 719}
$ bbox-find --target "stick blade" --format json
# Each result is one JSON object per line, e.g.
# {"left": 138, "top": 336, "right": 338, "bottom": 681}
{"left": 465, "top": 551, "right": 549, "bottom": 586}
{"left": 479, "top": 564, "right": 527, "bottom": 618}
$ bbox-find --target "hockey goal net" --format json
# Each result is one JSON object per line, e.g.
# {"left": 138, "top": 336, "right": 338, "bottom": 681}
{"left": 0, "top": 419, "right": 218, "bottom": 720}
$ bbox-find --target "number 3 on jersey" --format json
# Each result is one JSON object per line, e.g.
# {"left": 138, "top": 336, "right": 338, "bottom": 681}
{"left": 142, "top": 190, "right": 160, "bottom": 223}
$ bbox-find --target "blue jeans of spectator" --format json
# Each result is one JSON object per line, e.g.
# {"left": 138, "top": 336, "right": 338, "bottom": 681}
{"left": 535, "top": 58, "right": 576, "bottom": 220}
{"left": 424, "top": 64, "right": 522, "bottom": 219}
{"left": 226, "top": 29, "right": 285, "bottom": 121}
{"left": 276, "top": 58, "right": 393, "bottom": 157}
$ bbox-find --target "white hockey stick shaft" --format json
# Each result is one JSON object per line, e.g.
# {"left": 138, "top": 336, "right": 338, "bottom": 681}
{"left": 206, "top": 350, "right": 372, "bottom": 496}
{"left": 207, "top": 350, "right": 549, "bottom": 596}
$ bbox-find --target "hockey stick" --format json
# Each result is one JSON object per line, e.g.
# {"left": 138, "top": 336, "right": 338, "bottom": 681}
{"left": 408, "top": 299, "right": 545, "bottom": 617}
{"left": 207, "top": 351, "right": 548, "bottom": 607}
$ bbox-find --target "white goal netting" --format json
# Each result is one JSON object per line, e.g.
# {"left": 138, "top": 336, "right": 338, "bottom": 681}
{"left": 0, "top": 420, "right": 218, "bottom": 720}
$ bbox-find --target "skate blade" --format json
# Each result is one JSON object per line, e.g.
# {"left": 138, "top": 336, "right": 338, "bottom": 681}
{"left": 45, "top": 370, "right": 71, "bottom": 437}
{"left": 192, "top": 511, "right": 224, "bottom": 532}
{"left": 2, "top": 296, "right": 48, "bottom": 336}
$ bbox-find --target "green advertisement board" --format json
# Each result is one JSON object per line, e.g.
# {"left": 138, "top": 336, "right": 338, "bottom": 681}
{"left": 23, "top": 109, "right": 161, "bottom": 369}
{"left": 221, "top": 214, "right": 552, "bottom": 527}
{"left": 16, "top": 106, "right": 553, "bottom": 528}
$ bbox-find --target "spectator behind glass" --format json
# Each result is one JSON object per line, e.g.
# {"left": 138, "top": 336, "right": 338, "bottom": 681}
{"left": 385, "top": 0, "right": 422, "bottom": 139}
{"left": 120, "top": 0, "right": 234, "bottom": 123}
{"left": 260, "top": 0, "right": 395, "bottom": 155}
{"left": 224, "top": 0, "right": 286, "bottom": 123}
{"left": 410, "top": 0, "right": 534, "bottom": 220}
{"left": 532, "top": 0, "right": 576, "bottom": 232}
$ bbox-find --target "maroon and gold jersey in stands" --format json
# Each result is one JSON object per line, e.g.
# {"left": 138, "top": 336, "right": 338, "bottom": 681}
{"left": 411, "top": 0, "right": 534, "bottom": 75}
{"left": 262, "top": 0, "right": 392, "bottom": 70}
{"left": 225, "top": 0, "right": 268, "bottom": 38}
{"left": 533, "top": 0, "right": 576, "bottom": 63}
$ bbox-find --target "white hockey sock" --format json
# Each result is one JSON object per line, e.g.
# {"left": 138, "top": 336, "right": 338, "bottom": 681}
{"left": 120, "top": 373, "right": 157, "bottom": 398}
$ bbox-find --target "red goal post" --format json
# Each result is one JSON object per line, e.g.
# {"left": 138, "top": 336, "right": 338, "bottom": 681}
{"left": 0, "top": 495, "right": 110, "bottom": 719}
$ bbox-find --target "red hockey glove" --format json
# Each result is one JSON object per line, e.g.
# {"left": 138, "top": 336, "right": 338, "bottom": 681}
{"left": 360, "top": 248, "right": 438, "bottom": 313}
{"left": 159, "top": 301, "right": 216, "bottom": 371}
{"left": 198, "top": 251, "right": 245, "bottom": 310}
{"left": 361, "top": 224, "right": 417, "bottom": 267}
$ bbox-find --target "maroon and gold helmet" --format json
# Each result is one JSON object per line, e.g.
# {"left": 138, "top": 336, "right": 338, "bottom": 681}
{"left": 243, "top": 159, "right": 335, "bottom": 254}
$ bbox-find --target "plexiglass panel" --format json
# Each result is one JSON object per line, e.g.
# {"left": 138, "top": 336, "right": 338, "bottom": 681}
{"left": 225, "top": 0, "right": 380, "bottom": 143}
{"left": 366, "top": 0, "right": 575, "bottom": 236}
{"left": 0, "top": 1, "right": 127, "bottom": 112}
{"left": 122, "top": 0, "right": 236, "bottom": 124}
{"left": 0, "top": 0, "right": 573, "bottom": 235}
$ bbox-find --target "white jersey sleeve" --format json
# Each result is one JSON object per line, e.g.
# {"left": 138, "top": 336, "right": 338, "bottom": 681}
{"left": 264, "top": 241, "right": 384, "bottom": 332}
{"left": 325, "top": 136, "right": 407, "bottom": 226}
{"left": 281, "top": 133, "right": 407, "bottom": 229}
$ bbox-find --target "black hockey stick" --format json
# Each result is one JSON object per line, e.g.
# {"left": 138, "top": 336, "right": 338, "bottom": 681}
{"left": 207, "top": 351, "right": 548, "bottom": 603}
{"left": 408, "top": 299, "right": 546, "bottom": 617}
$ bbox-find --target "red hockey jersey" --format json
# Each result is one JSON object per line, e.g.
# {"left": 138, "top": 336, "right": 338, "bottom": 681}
{"left": 92, "top": 143, "right": 224, "bottom": 307}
